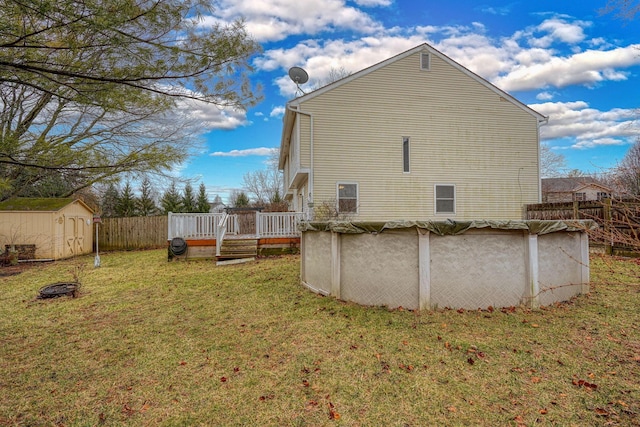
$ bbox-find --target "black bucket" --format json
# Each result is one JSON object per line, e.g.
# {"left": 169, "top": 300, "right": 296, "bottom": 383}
{"left": 170, "top": 237, "right": 188, "bottom": 256}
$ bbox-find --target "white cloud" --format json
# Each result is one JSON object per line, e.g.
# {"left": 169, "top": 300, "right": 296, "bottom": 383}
{"left": 477, "top": 5, "right": 513, "bottom": 16}
{"left": 206, "top": 0, "right": 384, "bottom": 42}
{"left": 493, "top": 45, "right": 640, "bottom": 91}
{"left": 529, "top": 18, "right": 590, "bottom": 48}
{"left": 536, "top": 91, "right": 555, "bottom": 101}
{"left": 353, "top": 0, "right": 392, "bottom": 6}
{"left": 262, "top": 35, "right": 639, "bottom": 98}
{"left": 255, "top": 12, "right": 640, "bottom": 98}
{"left": 179, "top": 100, "right": 249, "bottom": 130}
{"left": 270, "top": 106, "right": 285, "bottom": 117}
{"left": 210, "top": 147, "right": 278, "bottom": 157}
{"left": 531, "top": 101, "right": 639, "bottom": 148}
{"left": 572, "top": 138, "right": 627, "bottom": 149}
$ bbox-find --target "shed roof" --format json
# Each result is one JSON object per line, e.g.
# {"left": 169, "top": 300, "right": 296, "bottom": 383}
{"left": 0, "top": 198, "right": 93, "bottom": 212}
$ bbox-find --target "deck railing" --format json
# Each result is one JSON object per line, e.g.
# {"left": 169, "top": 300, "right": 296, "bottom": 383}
{"left": 168, "top": 212, "right": 303, "bottom": 240}
{"left": 257, "top": 212, "right": 305, "bottom": 237}
{"left": 168, "top": 212, "right": 239, "bottom": 240}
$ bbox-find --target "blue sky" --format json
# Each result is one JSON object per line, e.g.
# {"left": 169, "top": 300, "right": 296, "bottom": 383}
{"left": 179, "top": 0, "right": 639, "bottom": 203}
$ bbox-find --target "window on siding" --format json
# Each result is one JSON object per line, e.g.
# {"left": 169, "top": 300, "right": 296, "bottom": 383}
{"left": 402, "top": 137, "right": 410, "bottom": 173}
{"left": 421, "top": 53, "right": 431, "bottom": 71}
{"left": 337, "top": 183, "right": 358, "bottom": 213}
{"left": 573, "top": 192, "right": 586, "bottom": 201}
{"left": 597, "top": 192, "right": 609, "bottom": 201}
{"left": 435, "top": 185, "right": 455, "bottom": 214}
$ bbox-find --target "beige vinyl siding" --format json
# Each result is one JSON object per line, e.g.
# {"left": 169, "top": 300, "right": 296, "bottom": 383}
{"left": 297, "top": 50, "right": 539, "bottom": 221}
{"left": 298, "top": 115, "right": 311, "bottom": 169}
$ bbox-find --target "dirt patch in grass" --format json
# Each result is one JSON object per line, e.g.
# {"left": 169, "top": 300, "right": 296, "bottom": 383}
{"left": 0, "top": 262, "right": 38, "bottom": 277}
{"left": 0, "top": 251, "right": 639, "bottom": 426}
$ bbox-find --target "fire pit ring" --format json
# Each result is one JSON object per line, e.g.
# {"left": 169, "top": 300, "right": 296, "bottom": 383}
{"left": 38, "top": 282, "right": 80, "bottom": 299}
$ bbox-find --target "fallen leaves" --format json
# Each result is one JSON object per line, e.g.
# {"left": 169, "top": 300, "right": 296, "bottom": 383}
{"left": 121, "top": 401, "right": 151, "bottom": 417}
{"left": 328, "top": 402, "right": 340, "bottom": 420}
{"left": 258, "top": 394, "right": 275, "bottom": 401}
{"left": 573, "top": 378, "right": 598, "bottom": 390}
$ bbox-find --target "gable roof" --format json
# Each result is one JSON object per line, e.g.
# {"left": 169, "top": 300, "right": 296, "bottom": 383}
{"left": 287, "top": 43, "right": 547, "bottom": 120}
{"left": 280, "top": 43, "right": 547, "bottom": 168}
{"left": 0, "top": 198, "right": 93, "bottom": 212}
{"left": 542, "top": 177, "right": 612, "bottom": 193}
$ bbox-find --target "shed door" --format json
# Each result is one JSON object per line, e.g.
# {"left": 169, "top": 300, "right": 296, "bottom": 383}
{"left": 65, "top": 216, "right": 85, "bottom": 257}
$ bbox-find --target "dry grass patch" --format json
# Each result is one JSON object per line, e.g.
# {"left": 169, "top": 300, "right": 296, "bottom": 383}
{"left": 0, "top": 251, "right": 639, "bottom": 426}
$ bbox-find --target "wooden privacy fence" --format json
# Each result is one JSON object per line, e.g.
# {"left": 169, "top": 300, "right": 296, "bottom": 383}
{"left": 526, "top": 198, "right": 640, "bottom": 254}
{"left": 97, "top": 216, "right": 168, "bottom": 250}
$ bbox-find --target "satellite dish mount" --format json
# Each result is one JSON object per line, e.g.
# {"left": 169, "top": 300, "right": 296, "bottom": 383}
{"left": 288, "top": 66, "right": 309, "bottom": 96}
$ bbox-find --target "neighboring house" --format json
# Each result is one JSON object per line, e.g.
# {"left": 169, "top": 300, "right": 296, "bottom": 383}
{"left": 0, "top": 198, "right": 94, "bottom": 260}
{"left": 279, "top": 43, "right": 547, "bottom": 221}
{"left": 541, "top": 177, "right": 612, "bottom": 203}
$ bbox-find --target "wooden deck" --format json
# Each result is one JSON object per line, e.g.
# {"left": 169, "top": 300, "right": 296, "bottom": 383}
{"left": 168, "top": 235, "right": 300, "bottom": 261}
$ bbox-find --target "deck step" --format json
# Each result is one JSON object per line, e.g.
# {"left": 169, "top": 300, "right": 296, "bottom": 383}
{"left": 217, "top": 238, "right": 258, "bottom": 260}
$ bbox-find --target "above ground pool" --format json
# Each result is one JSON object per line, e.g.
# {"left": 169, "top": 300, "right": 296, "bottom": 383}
{"left": 299, "top": 220, "right": 595, "bottom": 310}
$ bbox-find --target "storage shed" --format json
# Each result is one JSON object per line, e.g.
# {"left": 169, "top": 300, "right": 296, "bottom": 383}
{"left": 0, "top": 198, "right": 94, "bottom": 260}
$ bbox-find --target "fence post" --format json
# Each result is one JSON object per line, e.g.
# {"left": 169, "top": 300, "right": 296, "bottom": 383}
{"left": 604, "top": 198, "right": 612, "bottom": 255}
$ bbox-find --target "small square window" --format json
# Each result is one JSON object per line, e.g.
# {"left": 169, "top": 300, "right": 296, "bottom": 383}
{"left": 573, "top": 192, "right": 586, "bottom": 201}
{"left": 435, "top": 185, "right": 455, "bottom": 214}
{"left": 337, "top": 183, "right": 358, "bottom": 213}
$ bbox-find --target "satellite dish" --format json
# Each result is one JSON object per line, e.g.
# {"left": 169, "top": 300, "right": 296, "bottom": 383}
{"left": 288, "top": 66, "right": 309, "bottom": 96}
{"left": 288, "top": 67, "right": 309, "bottom": 84}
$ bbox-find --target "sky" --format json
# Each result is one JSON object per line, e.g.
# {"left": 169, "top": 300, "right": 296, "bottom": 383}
{"left": 179, "top": 0, "right": 640, "bottom": 203}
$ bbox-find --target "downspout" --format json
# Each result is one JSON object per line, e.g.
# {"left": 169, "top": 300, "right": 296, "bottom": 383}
{"left": 287, "top": 105, "right": 314, "bottom": 219}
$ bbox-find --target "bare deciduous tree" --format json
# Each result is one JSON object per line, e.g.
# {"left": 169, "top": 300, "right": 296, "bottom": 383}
{"left": 242, "top": 150, "right": 283, "bottom": 205}
{"left": 540, "top": 144, "right": 567, "bottom": 177}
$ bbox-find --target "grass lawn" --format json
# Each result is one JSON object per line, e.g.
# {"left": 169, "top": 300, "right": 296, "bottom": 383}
{"left": 1, "top": 251, "right": 639, "bottom": 426}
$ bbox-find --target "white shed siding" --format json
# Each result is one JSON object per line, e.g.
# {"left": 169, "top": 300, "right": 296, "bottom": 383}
{"left": 297, "top": 49, "right": 539, "bottom": 221}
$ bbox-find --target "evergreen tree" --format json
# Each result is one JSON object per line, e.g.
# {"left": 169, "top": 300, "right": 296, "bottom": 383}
{"left": 115, "top": 182, "right": 137, "bottom": 217}
{"left": 271, "top": 189, "right": 283, "bottom": 204}
{"left": 181, "top": 183, "right": 197, "bottom": 213}
{"left": 160, "top": 181, "right": 182, "bottom": 214}
{"left": 137, "top": 177, "right": 158, "bottom": 216}
{"left": 232, "top": 191, "right": 250, "bottom": 207}
{"left": 101, "top": 183, "right": 120, "bottom": 218}
{"left": 196, "top": 183, "right": 211, "bottom": 213}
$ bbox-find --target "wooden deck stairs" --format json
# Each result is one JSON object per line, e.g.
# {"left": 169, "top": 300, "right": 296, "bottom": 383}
{"left": 216, "top": 237, "right": 258, "bottom": 265}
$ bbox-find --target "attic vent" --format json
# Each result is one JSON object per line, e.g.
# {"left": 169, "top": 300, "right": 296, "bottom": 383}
{"left": 421, "top": 53, "right": 431, "bottom": 71}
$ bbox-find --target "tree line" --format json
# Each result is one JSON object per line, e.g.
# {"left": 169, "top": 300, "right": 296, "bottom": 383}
{"left": 99, "top": 178, "right": 222, "bottom": 217}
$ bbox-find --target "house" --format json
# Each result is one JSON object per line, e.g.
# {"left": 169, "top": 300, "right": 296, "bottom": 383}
{"left": 279, "top": 43, "right": 547, "bottom": 221}
{"left": 0, "top": 198, "right": 94, "bottom": 260}
{"left": 541, "top": 177, "right": 612, "bottom": 203}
